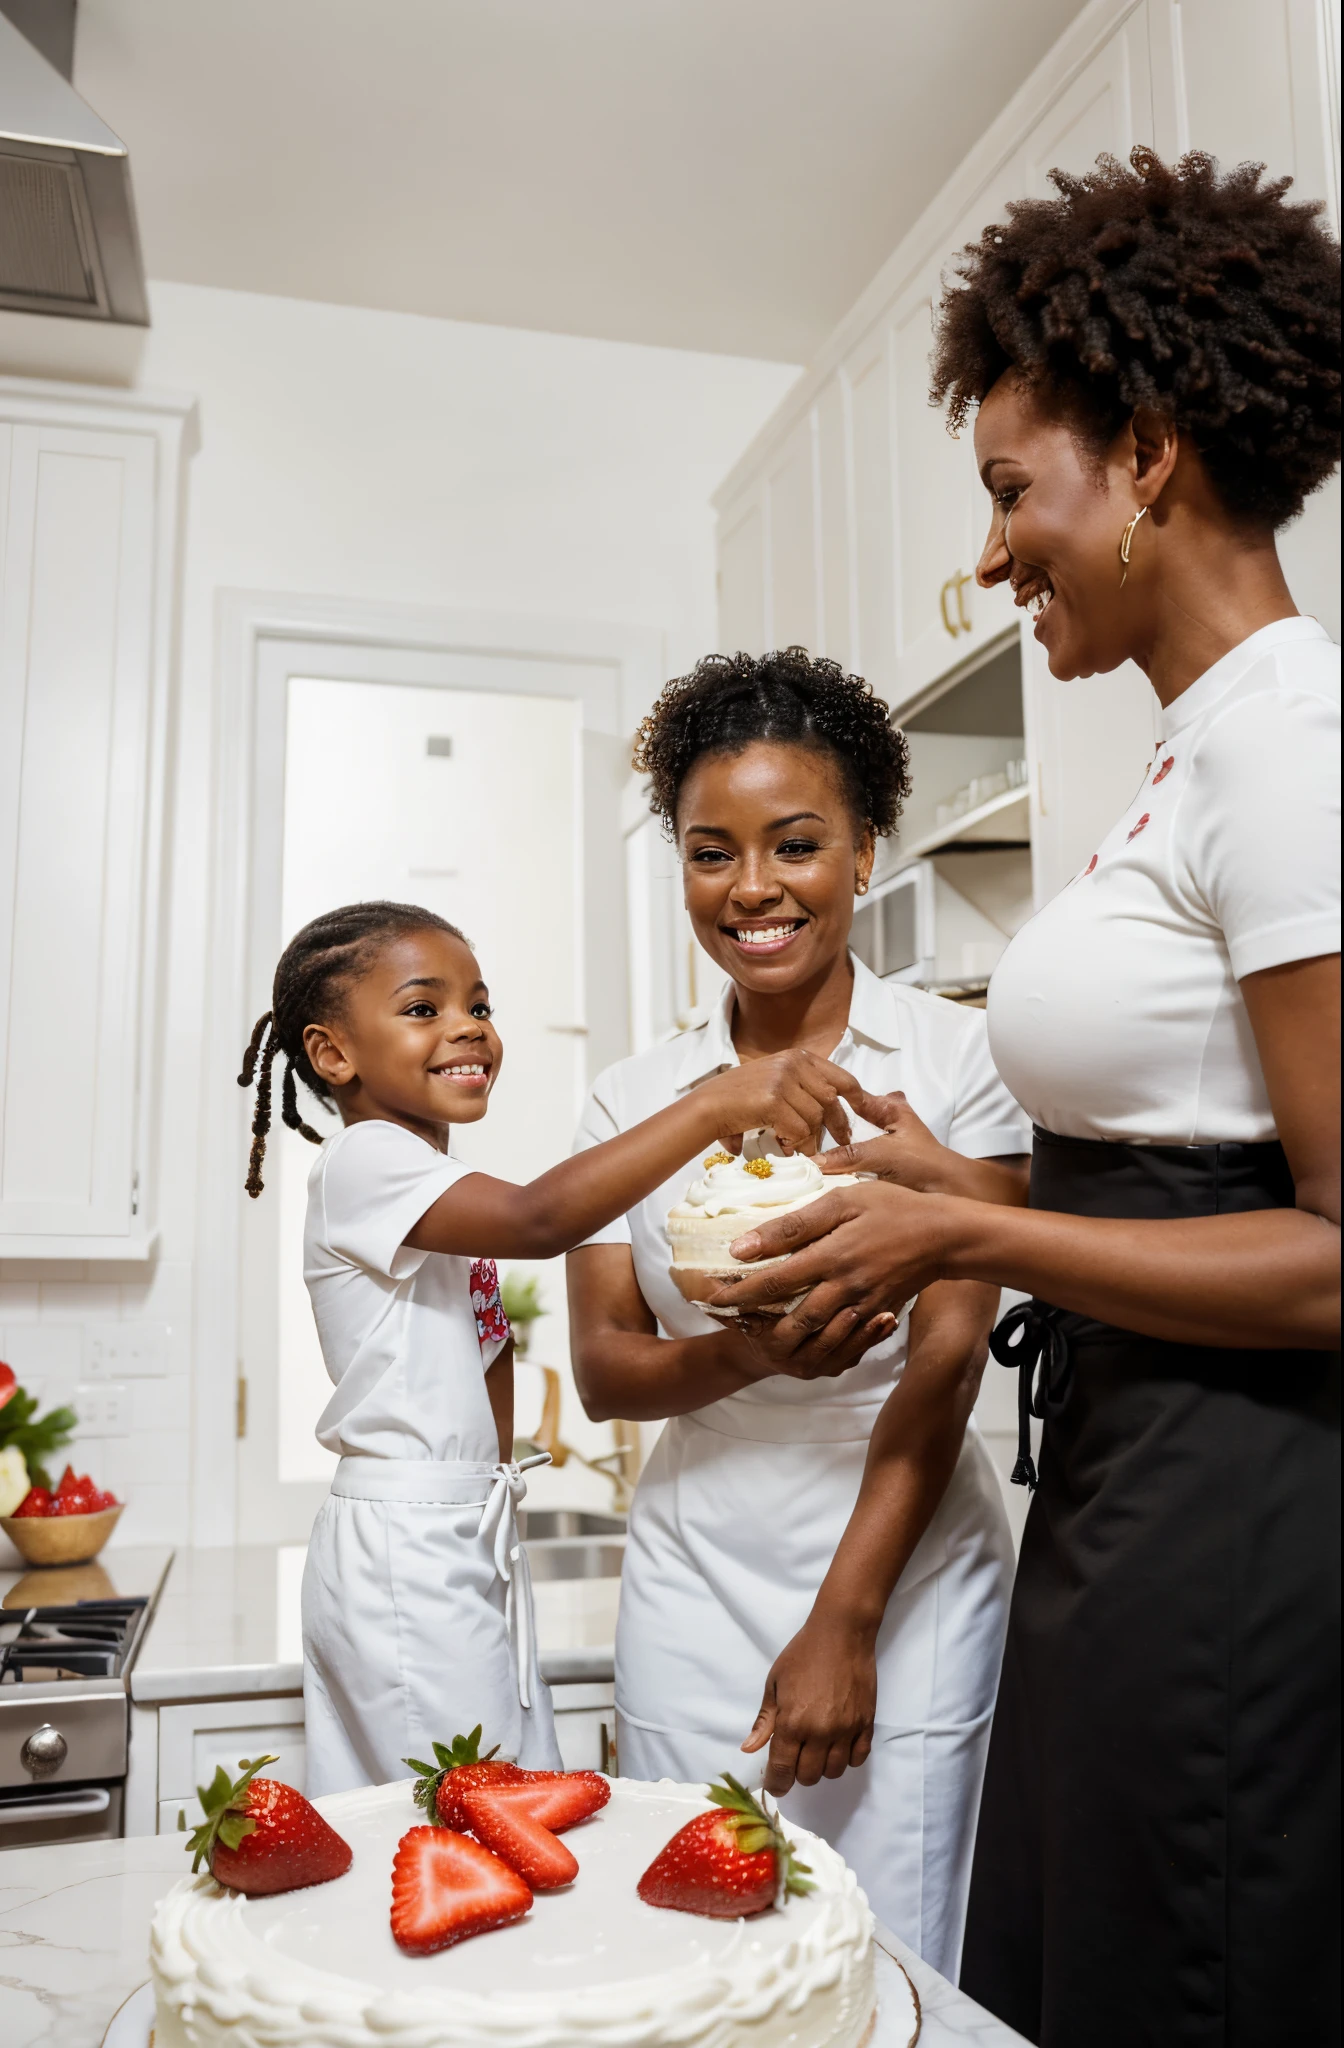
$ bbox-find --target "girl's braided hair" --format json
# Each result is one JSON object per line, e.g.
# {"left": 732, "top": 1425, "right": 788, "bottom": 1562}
{"left": 633, "top": 646, "right": 910, "bottom": 838}
{"left": 930, "top": 147, "right": 1341, "bottom": 529}
{"left": 237, "top": 901, "right": 465, "bottom": 1198}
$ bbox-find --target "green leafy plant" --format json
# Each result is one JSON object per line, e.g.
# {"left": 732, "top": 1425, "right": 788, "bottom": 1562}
{"left": 0, "top": 1375, "right": 77, "bottom": 1491}
{"left": 500, "top": 1271, "right": 547, "bottom": 1356}
{"left": 499, "top": 1272, "right": 543, "bottom": 1325}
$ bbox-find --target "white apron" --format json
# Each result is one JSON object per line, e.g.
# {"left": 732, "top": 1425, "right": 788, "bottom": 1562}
{"left": 302, "top": 1454, "right": 562, "bottom": 1797}
{"left": 615, "top": 1395, "right": 1013, "bottom": 1982}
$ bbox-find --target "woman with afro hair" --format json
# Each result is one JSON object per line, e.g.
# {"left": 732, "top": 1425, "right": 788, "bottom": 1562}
{"left": 716, "top": 150, "right": 1340, "bottom": 2045}
{"left": 567, "top": 646, "right": 1033, "bottom": 1975}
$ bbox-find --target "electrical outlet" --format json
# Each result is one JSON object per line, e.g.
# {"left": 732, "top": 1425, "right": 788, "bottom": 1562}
{"left": 86, "top": 1324, "right": 170, "bottom": 1379}
{"left": 75, "top": 1382, "right": 130, "bottom": 1435}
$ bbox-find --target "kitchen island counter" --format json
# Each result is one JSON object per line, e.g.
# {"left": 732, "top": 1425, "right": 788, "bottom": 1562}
{"left": 0, "top": 1827, "right": 1027, "bottom": 2047}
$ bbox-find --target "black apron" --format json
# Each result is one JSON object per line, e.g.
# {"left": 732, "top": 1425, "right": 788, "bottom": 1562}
{"left": 960, "top": 1128, "right": 1341, "bottom": 2048}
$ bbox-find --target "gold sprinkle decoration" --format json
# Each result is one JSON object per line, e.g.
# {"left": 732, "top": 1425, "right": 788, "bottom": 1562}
{"left": 703, "top": 1150, "right": 734, "bottom": 1169}
{"left": 743, "top": 1157, "right": 774, "bottom": 1179}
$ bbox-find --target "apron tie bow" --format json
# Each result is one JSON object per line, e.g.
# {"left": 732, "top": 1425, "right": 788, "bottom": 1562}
{"left": 989, "top": 1300, "right": 1070, "bottom": 1491}
{"left": 478, "top": 1454, "right": 550, "bottom": 1710}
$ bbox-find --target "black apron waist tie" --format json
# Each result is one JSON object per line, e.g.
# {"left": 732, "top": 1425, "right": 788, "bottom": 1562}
{"left": 988, "top": 1299, "right": 1069, "bottom": 1491}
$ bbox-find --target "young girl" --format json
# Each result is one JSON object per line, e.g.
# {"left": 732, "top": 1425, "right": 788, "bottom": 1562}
{"left": 238, "top": 899, "right": 875, "bottom": 1797}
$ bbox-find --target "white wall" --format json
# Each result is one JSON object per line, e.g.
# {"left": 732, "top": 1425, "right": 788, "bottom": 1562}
{"left": 0, "top": 284, "right": 798, "bottom": 1549}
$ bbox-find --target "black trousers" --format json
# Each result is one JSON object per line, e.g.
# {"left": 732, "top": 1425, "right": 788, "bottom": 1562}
{"left": 960, "top": 1129, "right": 1341, "bottom": 2048}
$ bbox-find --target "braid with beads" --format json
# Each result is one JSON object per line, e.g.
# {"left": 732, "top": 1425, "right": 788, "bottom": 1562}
{"left": 237, "top": 901, "right": 465, "bottom": 1198}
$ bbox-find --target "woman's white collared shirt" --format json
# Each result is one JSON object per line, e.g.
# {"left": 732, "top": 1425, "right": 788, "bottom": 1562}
{"left": 570, "top": 955, "right": 1028, "bottom": 1978}
{"left": 574, "top": 952, "right": 1030, "bottom": 1432}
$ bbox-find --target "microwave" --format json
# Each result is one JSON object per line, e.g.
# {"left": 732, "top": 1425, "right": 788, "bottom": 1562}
{"left": 850, "top": 861, "right": 935, "bottom": 984}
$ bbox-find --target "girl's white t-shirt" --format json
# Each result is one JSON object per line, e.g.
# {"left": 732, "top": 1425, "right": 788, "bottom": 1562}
{"left": 303, "top": 1120, "right": 508, "bottom": 1463}
{"left": 988, "top": 616, "right": 1341, "bottom": 1145}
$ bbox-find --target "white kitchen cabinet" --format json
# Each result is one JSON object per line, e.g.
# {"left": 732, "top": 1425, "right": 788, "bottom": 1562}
{"left": 0, "top": 381, "right": 196, "bottom": 1259}
{"left": 714, "top": 0, "right": 1339, "bottom": 917}
{"left": 155, "top": 1694, "right": 307, "bottom": 1833}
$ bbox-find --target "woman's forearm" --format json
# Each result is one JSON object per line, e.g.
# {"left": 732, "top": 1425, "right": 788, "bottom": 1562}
{"left": 810, "top": 1286, "right": 989, "bottom": 1637}
{"left": 943, "top": 1198, "right": 1341, "bottom": 1349}
{"left": 573, "top": 1326, "right": 759, "bottom": 1423}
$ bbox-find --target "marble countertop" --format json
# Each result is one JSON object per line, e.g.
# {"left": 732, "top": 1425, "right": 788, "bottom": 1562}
{"left": 122, "top": 1543, "right": 616, "bottom": 1702}
{"left": 0, "top": 1830, "right": 1028, "bottom": 2047}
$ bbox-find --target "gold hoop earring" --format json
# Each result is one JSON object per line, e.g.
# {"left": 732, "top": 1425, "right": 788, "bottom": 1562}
{"left": 1119, "top": 505, "right": 1148, "bottom": 587}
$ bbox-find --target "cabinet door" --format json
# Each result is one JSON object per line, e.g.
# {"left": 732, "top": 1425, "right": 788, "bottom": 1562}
{"left": 764, "top": 415, "right": 820, "bottom": 653}
{"left": 157, "top": 1696, "right": 308, "bottom": 1827}
{"left": 0, "top": 423, "right": 156, "bottom": 1245}
{"left": 815, "top": 379, "right": 853, "bottom": 668}
{"left": 843, "top": 326, "right": 898, "bottom": 697}
{"left": 717, "top": 490, "right": 767, "bottom": 656}
{"left": 1021, "top": 11, "right": 1153, "bottom": 197}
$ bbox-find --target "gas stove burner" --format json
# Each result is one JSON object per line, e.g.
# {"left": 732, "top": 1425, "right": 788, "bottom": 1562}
{"left": 0, "top": 1597, "right": 148, "bottom": 1684}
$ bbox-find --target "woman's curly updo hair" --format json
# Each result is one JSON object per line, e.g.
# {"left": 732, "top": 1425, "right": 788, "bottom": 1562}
{"left": 237, "top": 900, "right": 465, "bottom": 1198}
{"left": 633, "top": 646, "right": 910, "bottom": 839}
{"left": 930, "top": 146, "right": 1341, "bottom": 529}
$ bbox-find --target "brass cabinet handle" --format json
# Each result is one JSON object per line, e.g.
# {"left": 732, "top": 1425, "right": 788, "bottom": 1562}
{"left": 939, "top": 570, "right": 973, "bottom": 638}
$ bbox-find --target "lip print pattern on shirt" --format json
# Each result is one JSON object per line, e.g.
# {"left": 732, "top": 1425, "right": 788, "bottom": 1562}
{"left": 1153, "top": 755, "right": 1175, "bottom": 784}
{"left": 1127, "top": 813, "right": 1151, "bottom": 842}
{"left": 469, "top": 1258, "right": 510, "bottom": 1354}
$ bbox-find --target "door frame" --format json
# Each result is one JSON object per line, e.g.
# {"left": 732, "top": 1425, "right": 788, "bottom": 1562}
{"left": 193, "top": 589, "right": 663, "bottom": 1546}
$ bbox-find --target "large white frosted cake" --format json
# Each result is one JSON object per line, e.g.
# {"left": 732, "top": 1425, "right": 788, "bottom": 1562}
{"left": 668, "top": 1151, "right": 863, "bottom": 1317}
{"left": 150, "top": 1775, "right": 876, "bottom": 2048}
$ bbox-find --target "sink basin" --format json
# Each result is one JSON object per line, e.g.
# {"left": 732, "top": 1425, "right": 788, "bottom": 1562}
{"left": 516, "top": 1510, "right": 626, "bottom": 1541}
{"left": 523, "top": 1540, "right": 625, "bottom": 1583}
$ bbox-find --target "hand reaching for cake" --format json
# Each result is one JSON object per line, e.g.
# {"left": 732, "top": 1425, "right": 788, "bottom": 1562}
{"left": 692, "top": 1048, "right": 865, "bottom": 1156}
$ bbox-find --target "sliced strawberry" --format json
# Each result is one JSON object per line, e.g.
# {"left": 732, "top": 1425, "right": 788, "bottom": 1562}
{"left": 186, "top": 1755, "right": 352, "bottom": 1896}
{"left": 403, "top": 1725, "right": 533, "bottom": 1830}
{"left": 460, "top": 1784, "right": 579, "bottom": 1891}
{"left": 498, "top": 1771, "right": 610, "bottom": 1834}
{"left": 391, "top": 1825, "right": 532, "bottom": 1954}
{"left": 637, "top": 1773, "right": 814, "bottom": 1920}
{"left": 11, "top": 1487, "right": 53, "bottom": 1518}
{"left": 55, "top": 1465, "right": 80, "bottom": 1499}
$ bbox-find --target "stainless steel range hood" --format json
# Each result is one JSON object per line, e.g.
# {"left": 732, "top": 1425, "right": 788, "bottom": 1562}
{"left": 0, "top": 9, "right": 149, "bottom": 324}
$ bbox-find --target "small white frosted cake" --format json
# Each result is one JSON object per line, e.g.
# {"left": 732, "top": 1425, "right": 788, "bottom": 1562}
{"left": 150, "top": 1775, "right": 875, "bottom": 2048}
{"left": 667, "top": 1151, "right": 862, "bottom": 1318}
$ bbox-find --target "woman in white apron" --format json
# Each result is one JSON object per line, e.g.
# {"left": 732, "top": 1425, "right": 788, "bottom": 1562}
{"left": 237, "top": 899, "right": 866, "bottom": 1798}
{"left": 567, "top": 649, "right": 1030, "bottom": 1978}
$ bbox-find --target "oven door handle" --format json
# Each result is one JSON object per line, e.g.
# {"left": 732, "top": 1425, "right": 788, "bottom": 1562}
{"left": 0, "top": 1785, "right": 112, "bottom": 1825}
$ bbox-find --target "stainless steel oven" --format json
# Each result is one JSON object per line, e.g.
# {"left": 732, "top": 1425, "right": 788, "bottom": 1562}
{"left": 0, "top": 1568, "right": 166, "bottom": 1846}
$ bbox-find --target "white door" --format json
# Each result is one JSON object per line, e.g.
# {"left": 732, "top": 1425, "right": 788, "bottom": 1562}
{"left": 238, "top": 678, "right": 586, "bottom": 1542}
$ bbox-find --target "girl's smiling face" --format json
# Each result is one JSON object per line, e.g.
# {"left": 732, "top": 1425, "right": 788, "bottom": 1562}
{"left": 302, "top": 928, "right": 503, "bottom": 1143}
{"left": 973, "top": 372, "right": 1149, "bottom": 681}
{"left": 676, "top": 741, "right": 874, "bottom": 995}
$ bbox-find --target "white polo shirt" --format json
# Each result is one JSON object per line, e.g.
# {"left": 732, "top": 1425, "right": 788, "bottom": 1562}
{"left": 573, "top": 955, "right": 1030, "bottom": 1437}
{"left": 988, "top": 616, "right": 1340, "bottom": 1144}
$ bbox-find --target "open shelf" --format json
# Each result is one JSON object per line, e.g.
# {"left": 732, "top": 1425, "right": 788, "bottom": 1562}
{"left": 889, "top": 783, "right": 1029, "bottom": 870}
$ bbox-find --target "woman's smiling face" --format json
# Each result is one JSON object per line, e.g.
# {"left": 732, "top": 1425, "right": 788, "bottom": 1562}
{"left": 677, "top": 741, "right": 873, "bottom": 994}
{"left": 973, "top": 372, "right": 1144, "bottom": 680}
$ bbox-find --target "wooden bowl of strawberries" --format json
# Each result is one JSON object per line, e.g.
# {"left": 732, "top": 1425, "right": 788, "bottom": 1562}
{"left": 1, "top": 1467, "right": 122, "bottom": 1566}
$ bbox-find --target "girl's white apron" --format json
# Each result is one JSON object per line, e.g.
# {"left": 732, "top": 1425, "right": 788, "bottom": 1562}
{"left": 615, "top": 1388, "right": 1013, "bottom": 1982}
{"left": 302, "top": 1454, "right": 562, "bottom": 1796}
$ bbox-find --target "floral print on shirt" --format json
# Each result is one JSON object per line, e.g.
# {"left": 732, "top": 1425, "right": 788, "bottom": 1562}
{"left": 469, "top": 1258, "right": 510, "bottom": 1358}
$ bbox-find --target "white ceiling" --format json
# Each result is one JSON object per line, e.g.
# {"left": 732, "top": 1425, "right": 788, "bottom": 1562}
{"left": 73, "top": 0, "right": 1083, "bottom": 363}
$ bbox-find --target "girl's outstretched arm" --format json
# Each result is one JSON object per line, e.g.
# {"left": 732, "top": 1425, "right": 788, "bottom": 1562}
{"left": 405, "top": 1050, "right": 873, "bottom": 1261}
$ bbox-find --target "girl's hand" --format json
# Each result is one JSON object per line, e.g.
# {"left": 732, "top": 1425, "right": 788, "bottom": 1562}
{"left": 725, "top": 1301, "right": 897, "bottom": 1383}
{"left": 741, "top": 1611, "right": 878, "bottom": 1794}
{"left": 697, "top": 1051, "right": 862, "bottom": 1155}
{"left": 709, "top": 1180, "right": 954, "bottom": 1328}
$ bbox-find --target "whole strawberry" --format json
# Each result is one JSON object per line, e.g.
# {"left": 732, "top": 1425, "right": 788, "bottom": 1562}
{"left": 186, "top": 1755, "right": 352, "bottom": 1896}
{"left": 637, "top": 1774, "right": 814, "bottom": 1920}
{"left": 405, "top": 1725, "right": 533, "bottom": 1830}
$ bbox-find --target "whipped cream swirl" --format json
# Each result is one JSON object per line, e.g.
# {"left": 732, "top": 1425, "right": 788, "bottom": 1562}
{"left": 683, "top": 1151, "right": 825, "bottom": 1217}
